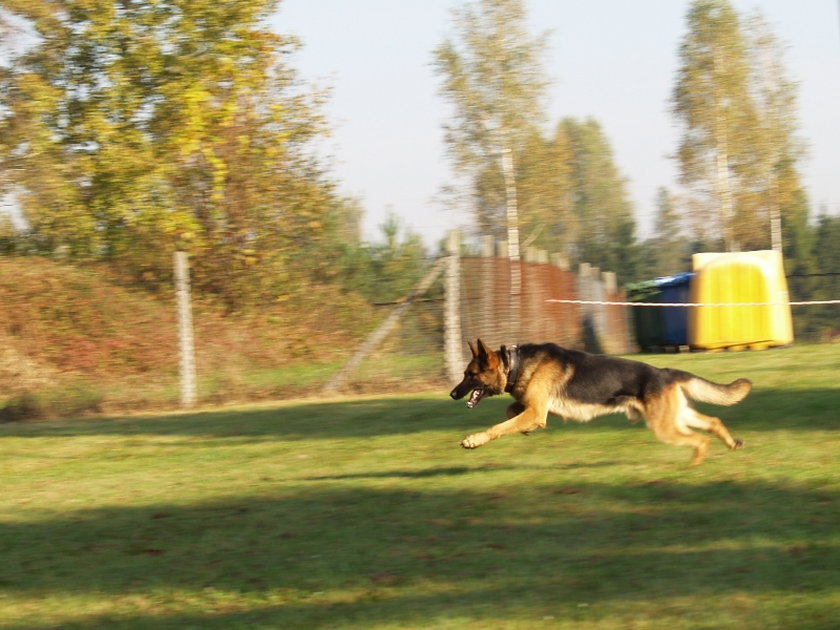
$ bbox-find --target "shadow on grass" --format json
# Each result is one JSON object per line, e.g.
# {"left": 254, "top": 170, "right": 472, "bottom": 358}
{"left": 1, "top": 385, "right": 837, "bottom": 444}
{"left": 2, "top": 477, "right": 838, "bottom": 629}
{"left": 303, "top": 460, "right": 617, "bottom": 481}
{"left": 304, "top": 464, "right": 490, "bottom": 481}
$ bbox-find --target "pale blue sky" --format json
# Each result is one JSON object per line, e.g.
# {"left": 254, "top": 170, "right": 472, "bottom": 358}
{"left": 276, "top": 1, "right": 840, "bottom": 249}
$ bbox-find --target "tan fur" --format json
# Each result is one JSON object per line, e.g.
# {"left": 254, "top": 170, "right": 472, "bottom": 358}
{"left": 452, "top": 339, "right": 749, "bottom": 465}
{"left": 680, "top": 376, "right": 752, "bottom": 406}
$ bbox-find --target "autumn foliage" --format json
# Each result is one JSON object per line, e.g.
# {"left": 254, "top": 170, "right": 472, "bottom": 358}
{"left": 0, "top": 256, "right": 377, "bottom": 417}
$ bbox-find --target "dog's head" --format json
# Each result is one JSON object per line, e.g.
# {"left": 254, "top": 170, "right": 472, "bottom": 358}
{"left": 449, "top": 338, "right": 506, "bottom": 408}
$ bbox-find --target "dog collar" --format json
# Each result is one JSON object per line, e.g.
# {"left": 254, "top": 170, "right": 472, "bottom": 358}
{"left": 503, "top": 344, "right": 520, "bottom": 393}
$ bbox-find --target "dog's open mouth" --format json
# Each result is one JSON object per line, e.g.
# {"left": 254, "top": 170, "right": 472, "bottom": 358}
{"left": 466, "top": 387, "right": 487, "bottom": 409}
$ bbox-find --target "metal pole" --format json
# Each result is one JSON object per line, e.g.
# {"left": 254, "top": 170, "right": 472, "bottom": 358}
{"left": 500, "top": 144, "right": 521, "bottom": 335}
{"left": 174, "top": 251, "right": 197, "bottom": 408}
{"left": 444, "top": 230, "right": 463, "bottom": 384}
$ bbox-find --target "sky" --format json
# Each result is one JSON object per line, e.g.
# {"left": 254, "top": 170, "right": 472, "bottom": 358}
{"left": 275, "top": 1, "right": 840, "bottom": 249}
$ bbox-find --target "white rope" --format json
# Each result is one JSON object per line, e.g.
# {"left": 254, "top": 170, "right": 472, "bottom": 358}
{"left": 546, "top": 298, "right": 840, "bottom": 307}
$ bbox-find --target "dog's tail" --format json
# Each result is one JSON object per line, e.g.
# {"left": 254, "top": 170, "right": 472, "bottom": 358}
{"left": 678, "top": 373, "right": 752, "bottom": 406}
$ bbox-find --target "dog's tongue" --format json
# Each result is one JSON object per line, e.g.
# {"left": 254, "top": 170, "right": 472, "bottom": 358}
{"left": 466, "top": 388, "right": 484, "bottom": 408}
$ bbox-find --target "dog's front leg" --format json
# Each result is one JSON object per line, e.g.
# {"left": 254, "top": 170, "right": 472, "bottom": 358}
{"left": 461, "top": 405, "right": 547, "bottom": 449}
{"left": 460, "top": 431, "right": 493, "bottom": 449}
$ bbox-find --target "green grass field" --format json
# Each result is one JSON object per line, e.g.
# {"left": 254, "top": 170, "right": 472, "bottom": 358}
{"left": 1, "top": 345, "right": 838, "bottom": 629}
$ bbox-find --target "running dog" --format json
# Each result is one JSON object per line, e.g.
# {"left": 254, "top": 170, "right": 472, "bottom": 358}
{"left": 450, "top": 339, "right": 751, "bottom": 465}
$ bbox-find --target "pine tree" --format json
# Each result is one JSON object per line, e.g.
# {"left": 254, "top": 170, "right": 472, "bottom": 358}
{"left": 651, "top": 187, "right": 688, "bottom": 276}
{"left": 806, "top": 214, "right": 840, "bottom": 337}
{"left": 562, "top": 118, "right": 639, "bottom": 280}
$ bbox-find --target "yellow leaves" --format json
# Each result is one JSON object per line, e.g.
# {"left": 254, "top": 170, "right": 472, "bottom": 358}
{"left": 0, "top": 0, "right": 342, "bottom": 306}
{"left": 237, "top": 248, "right": 258, "bottom": 266}
{"left": 201, "top": 147, "right": 228, "bottom": 201}
{"left": 16, "top": 73, "right": 60, "bottom": 112}
{"left": 170, "top": 84, "right": 212, "bottom": 155}
{"left": 219, "top": 99, "right": 238, "bottom": 127}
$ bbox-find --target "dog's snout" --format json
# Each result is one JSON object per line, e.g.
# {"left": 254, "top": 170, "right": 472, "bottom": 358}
{"left": 450, "top": 384, "right": 467, "bottom": 400}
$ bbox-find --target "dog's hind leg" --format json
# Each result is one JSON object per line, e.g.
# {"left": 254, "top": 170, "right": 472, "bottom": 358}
{"left": 461, "top": 403, "right": 547, "bottom": 449}
{"left": 683, "top": 407, "right": 744, "bottom": 451}
{"left": 648, "top": 415, "right": 710, "bottom": 465}
{"left": 506, "top": 402, "right": 526, "bottom": 419}
{"left": 652, "top": 424, "right": 710, "bottom": 466}
{"left": 645, "top": 387, "right": 711, "bottom": 465}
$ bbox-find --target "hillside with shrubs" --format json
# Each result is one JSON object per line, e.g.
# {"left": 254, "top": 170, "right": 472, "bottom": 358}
{"left": 0, "top": 257, "right": 380, "bottom": 420}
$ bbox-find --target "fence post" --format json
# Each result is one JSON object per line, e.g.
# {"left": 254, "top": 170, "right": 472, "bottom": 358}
{"left": 550, "top": 253, "right": 569, "bottom": 270}
{"left": 174, "top": 250, "right": 197, "bottom": 408}
{"left": 444, "top": 230, "right": 463, "bottom": 384}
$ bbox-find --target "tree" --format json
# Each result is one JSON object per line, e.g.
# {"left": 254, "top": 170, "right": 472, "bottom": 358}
{"left": 562, "top": 118, "right": 640, "bottom": 281}
{"left": 650, "top": 187, "right": 688, "bottom": 276}
{"left": 516, "top": 125, "right": 576, "bottom": 258}
{"left": 742, "top": 12, "right": 808, "bottom": 253}
{"left": 0, "top": 0, "right": 346, "bottom": 306}
{"left": 672, "top": 0, "right": 754, "bottom": 251}
{"left": 433, "top": 0, "right": 550, "bottom": 316}
{"left": 355, "top": 212, "right": 427, "bottom": 303}
{"left": 672, "top": 0, "right": 807, "bottom": 254}
{"left": 801, "top": 214, "right": 840, "bottom": 338}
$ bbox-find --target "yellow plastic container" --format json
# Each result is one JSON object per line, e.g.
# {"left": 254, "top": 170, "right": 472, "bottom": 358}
{"left": 689, "top": 250, "right": 793, "bottom": 350}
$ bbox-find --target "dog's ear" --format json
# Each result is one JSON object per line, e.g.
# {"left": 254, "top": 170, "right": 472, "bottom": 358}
{"left": 476, "top": 338, "right": 499, "bottom": 367}
{"left": 468, "top": 340, "right": 478, "bottom": 358}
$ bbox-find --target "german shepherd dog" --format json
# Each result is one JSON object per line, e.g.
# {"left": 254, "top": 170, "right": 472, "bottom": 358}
{"left": 450, "top": 339, "right": 752, "bottom": 465}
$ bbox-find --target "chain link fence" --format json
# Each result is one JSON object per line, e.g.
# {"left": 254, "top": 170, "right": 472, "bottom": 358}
{"left": 334, "top": 231, "right": 634, "bottom": 392}
{"left": 10, "top": 243, "right": 836, "bottom": 416}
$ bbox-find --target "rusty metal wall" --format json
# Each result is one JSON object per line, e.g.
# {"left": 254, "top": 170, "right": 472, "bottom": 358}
{"left": 457, "top": 251, "right": 632, "bottom": 356}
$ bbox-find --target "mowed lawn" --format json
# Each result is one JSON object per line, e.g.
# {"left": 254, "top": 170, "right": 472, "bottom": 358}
{"left": 1, "top": 345, "right": 838, "bottom": 629}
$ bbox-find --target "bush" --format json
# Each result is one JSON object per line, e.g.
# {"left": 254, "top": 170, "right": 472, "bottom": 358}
{"left": 0, "top": 386, "right": 103, "bottom": 422}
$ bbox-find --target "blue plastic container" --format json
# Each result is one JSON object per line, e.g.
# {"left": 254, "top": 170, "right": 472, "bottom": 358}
{"left": 656, "top": 272, "right": 693, "bottom": 347}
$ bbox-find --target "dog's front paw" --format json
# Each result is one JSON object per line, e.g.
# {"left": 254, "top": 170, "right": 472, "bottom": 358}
{"left": 461, "top": 432, "right": 490, "bottom": 449}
